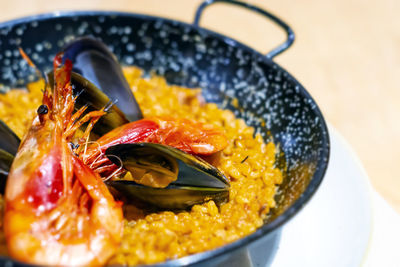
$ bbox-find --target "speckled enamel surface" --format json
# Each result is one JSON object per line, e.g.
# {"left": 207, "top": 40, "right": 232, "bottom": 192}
{"left": 0, "top": 12, "right": 329, "bottom": 266}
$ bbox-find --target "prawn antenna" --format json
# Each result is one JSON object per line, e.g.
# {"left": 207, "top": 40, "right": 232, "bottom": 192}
{"left": 104, "top": 99, "right": 118, "bottom": 113}
{"left": 102, "top": 155, "right": 124, "bottom": 182}
{"left": 73, "top": 88, "right": 84, "bottom": 100}
{"left": 80, "top": 140, "right": 101, "bottom": 163}
{"left": 18, "top": 47, "right": 49, "bottom": 90}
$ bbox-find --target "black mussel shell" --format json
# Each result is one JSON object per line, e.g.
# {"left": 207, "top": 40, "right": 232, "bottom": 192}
{"left": 108, "top": 182, "right": 229, "bottom": 210}
{"left": 63, "top": 37, "right": 142, "bottom": 122}
{"left": 0, "top": 120, "right": 20, "bottom": 156}
{"left": 105, "top": 143, "right": 230, "bottom": 209}
{"left": 48, "top": 71, "right": 129, "bottom": 136}
{"left": 0, "top": 149, "right": 14, "bottom": 194}
{"left": 0, "top": 120, "right": 19, "bottom": 193}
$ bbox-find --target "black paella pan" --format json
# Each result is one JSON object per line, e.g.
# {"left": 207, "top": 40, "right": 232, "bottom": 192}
{"left": 0, "top": 0, "right": 330, "bottom": 266}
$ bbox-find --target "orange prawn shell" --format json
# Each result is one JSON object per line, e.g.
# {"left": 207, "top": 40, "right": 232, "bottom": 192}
{"left": 149, "top": 116, "right": 228, "bottom": 155}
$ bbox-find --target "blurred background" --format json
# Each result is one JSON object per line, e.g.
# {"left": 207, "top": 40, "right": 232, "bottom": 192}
{"left": 1, "top": 0, "right": 399, "bottom": 213}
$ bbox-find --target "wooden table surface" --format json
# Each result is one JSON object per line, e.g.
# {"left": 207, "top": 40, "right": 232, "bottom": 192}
{"left": 1, "top": 0, "right": 399, "bottom": 213}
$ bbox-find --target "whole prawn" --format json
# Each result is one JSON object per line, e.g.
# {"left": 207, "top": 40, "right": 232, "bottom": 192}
{"left": 81, "top": 116, "right": 228, "bottom": 178}
{"left": 4, "top": 55, "right": 123, "bottom": 266}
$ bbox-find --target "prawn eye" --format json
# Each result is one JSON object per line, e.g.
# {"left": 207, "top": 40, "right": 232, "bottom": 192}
{"left": 37, "top": 105, "right": 48, "bottom": 115}
{"left": 37, "top": 105, "right": 49, "bottom": 124}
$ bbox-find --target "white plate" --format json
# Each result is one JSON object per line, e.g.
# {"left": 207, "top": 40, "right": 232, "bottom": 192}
{"left": 249, "top": 125, "right": 373, "bottom": 267}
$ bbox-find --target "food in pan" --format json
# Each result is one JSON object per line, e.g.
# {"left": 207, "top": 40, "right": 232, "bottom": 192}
{"left": 0, "top": 38, "right": 283, "bottom": 266}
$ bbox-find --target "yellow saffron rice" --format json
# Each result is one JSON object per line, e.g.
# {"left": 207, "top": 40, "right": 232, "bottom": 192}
{"left": 0, "top": 67, "right": 282, "bottom": 265}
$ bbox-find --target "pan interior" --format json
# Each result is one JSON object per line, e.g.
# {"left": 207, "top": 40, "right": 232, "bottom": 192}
{"left": 0, "top": 11, "right": 329, "bottom": 263}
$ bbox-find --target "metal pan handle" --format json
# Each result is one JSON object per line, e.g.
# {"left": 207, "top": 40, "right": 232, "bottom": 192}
{"left": 194, "top": 0, "right": 295, "bottom": 59}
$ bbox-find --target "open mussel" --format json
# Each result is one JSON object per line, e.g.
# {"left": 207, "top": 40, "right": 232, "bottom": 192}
{"left": 48, "top": 71, "right": 130, "bottom": 135}
{"left": 47, "top": 37, "right": 145, "bottom": 136}
{"left": 62, "top": 37, "right": 142, "bottom": 122}
{"left": 0, "top": 120, "right": 20, "bottom": 193}
{"left": 105, "top": 143, "right": 230, "bottom": 209}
